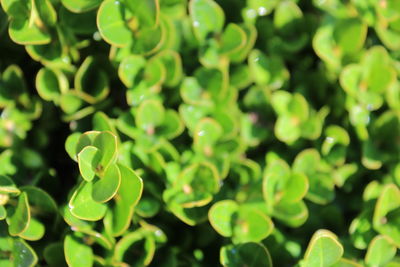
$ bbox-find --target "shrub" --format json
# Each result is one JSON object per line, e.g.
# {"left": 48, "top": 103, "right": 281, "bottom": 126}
{"left": 0, "top": 0, "right": 399, "bottom": 266}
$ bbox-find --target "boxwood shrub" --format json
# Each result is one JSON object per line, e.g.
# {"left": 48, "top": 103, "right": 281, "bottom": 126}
{"left": 0, "top": 0, "right": 400, "bottom": 266}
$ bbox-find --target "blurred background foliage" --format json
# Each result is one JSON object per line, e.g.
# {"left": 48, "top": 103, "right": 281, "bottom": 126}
{"left": 0, "top": 0, "right": 399, "bottom": 266}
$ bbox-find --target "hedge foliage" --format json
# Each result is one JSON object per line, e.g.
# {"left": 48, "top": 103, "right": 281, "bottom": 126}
{"left": 0, "top": 0, "right": 400, "bottom": 266}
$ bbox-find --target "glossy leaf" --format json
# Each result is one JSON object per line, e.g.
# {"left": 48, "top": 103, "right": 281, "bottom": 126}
{"left": 219, "top": 23, "right": 246, "bottom": 55}
{"left": 0, "top": 206, "right": 6, "bottom": 220}
{"left": 97, "top": 0, "right": 133, "bottom": 47}
{"left": 118, "top": 55, "right": 146, "bottom": 88}
{"left": 190, "top": 0, "right": 225, "bottom": 42}
{"left": 21, "top": 186, "right": 58, "bottom": 215}
{"left": 13, "top": 239, "right": 38, "bottom": 267}
{"left": 220, "top": 242, "right": 273, "bottom": 267}
{"left": 9, "top": 19, "right": 51, "bottom": 45}
{"left": 74, "top": 57, "right": 109, "bottom": 103}
{"left": 18, "top": 218, "right": 45, "bottom": 241}
{"left": 64, "top": 234, "right": 93, "bottom": 267}
{"left": 69, "top": 182, "right": 107, "bottom": 221}
{"left": 0, "top": 175, "right": 20, "bottom": 194}
{"left": 233, "top": 206, "right": 273, "bottom": 243}
{"left": 373, "top": 184, "right": 400, "bottom": 246}
{"left": 8, "top": 192, "right": 30, "bottom": 236}
{"left": 92, "top": 131, "right": 118, "bottom": 171}
{"left": 110, "top": 164, "right": 143, "bottom": 236}
{"left": 61, "top": 0, "right": 102, "bottom": 13}
{"left": 208, "top": 200, "right": 238, "bottom": 237}
{"left": 136, "top": 99, "right": 165, "bottom": 134}
{"left": 365, "top": 235, "right": 396, "bottom": 266}
{"left": 302, "top": 230, "right": 343, "bottom": 267}
{"left": 78, "top": 146, "right": 100, "bottom": 182}
{"left": 92, "top": 163, "right": 121, "bottom": 203}
{"left": 35, "top": 67, "right": 68, "bottom": 102}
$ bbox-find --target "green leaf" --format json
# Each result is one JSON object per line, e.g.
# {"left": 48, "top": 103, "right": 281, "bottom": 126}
{"left": 289, "top": 93, "right": 310, "bottom": 121}
{"left": 76, "top": 132, "right": 101, "bottom": 154}
{"left": 219, "top": 23, "right": 246, "bottom": 55}
{"left": 302, "top": 229, "right": 344, "bottom": 267}
{"left": 312, "top": 24, "right": 340, "bottom": 70}
{"left": 78, "top": 146, "right": 100, "bottom": 182}
{"left": 179, "top": 104, "right": 208, "bottom": 132}
{"left": 293, "top": 149, "right": 335, "bottom": 205}
{"left": 64, "top": 234, "right": 93, "bottom": 267}
{"left": 18, "top": 218, "right": 45, "bottom": 241}
{"left": 92, "top": 112, "right": 117, "bottom": 134}
{"left": 280, "top": 172, "right": 309, "bottom": 204}
{"left": 8, "top": 192, "right": 30, "bottom": 236}
{"left": 263, "top": 159, "right": 290, "bottom": 206}
{"left": 180, "top": 77, "right": 212, "bottom": 106}
{"left": 69, "top": 182, "right": 107, "bottom": 221}
{"left": 136, "top": 99, "right": 165, "bottom": 134}
{"left": 331, "top": 259, "right": 363, "bottom": 267}
{"left": 194, "top": 69, "right": 227, "bottom": 101}
{"left": 373, "top": 184, "right": 400, "bottom": 247}
{"left": 306, "top": 173, "right": 335, "bottom": 205}
{"left": 110, "top": 164, "right": 143, "bottom": 236}
{"left": 193, "top": 118, "right": 223, "bottom": 156}
{"left": 33, "top": 0, "right": 57, "bottom": 26}
{"left": 21, "top": 186, "right": 58, "bottom": 215}
{"left": 35, "top": 67, "right": 68, "bottom": 102}
{"left": 13, "top": 238, "right": 38, "bottom": 267}
{"left": 114, "top": 230, "right": 156, "bottom": 265}
{"left": 61, "top": 205, "right": 93, "bottom": 232}
{"left": 92, "top": 131, "right": 118, "bottom": 171}
{"left": 61, "top": 0, "right": 102, "bottom": 13}
{"left": 59, "top": 7, "right": 97, "bottom": 34}
{"left": 92, "top": 163, "right": 121, "bottom": 203}
{"left": 208, "top": 200, "right": 238, "bottom": 237}
{"left": 365, "top": 235, "right": 396, "bottom": 266}
{"left": 59, "top": 91, "right": 84, "bottom": 115}
{"left": 118, "top": 165, "right": 143, "bottom": 206}
{"left": 274, "top": 1, "right": 303, "bottom": 30}
{"left": 131, "top": 23, "right": 165, "bottom": 55}
{"left": 143, "top": 58, "right": 166, "bottom": 88}
{"left": 220, "top": 242, "right": 273, "bottom": 267}
{"left": 124, "top": 0, "right": 159, "bottom": 29}
{"left": 0, "top": 206, "right": 6, "bottom": 220}
{"left": 158, "top": 110, "right": 184, "bottom": 139}
{"left": 230, "top": 65, "right": 253, "bottom": 90}
{"left": 44, "top": 243, "right": 67, "bottom": 266}
{"left": 249, "top": 50, "right": 288, "bottom": 89}
{"left": 74, "top": 56, "right": 109, "bottom": 103}
{"left": 136, "top": 196, "right": 161, "bottom": 218}
{"left": 166, "top": 162, "right": 220, "bottom": 208}
{"left": 363, "top": 46, "right": 396, "bottom": 94}
{"left": 65, "top": 132, "right": 82, "bottom": 161}
{"left": 274, "top": 114, "right": 301, "bottom": 144}
{"left": 322, "top": 125, "right": 350, "bottom": 155}
{"left": 0, "top": 175, "right": 20, "bottom": 194}
{"left": 8, "top": 18, "right": 51, "bottom": 45}
{"left": 340, "top": 64, "right": 362, "bottom": 97}
{"left": 189, "top": 0, "right": 225, "bottom": 42}
{"left": 246, "top": 0, "right": 277, "bottom": 17}
{"left": 376, "top": 22, "right": 400, "bottom": 51}
{"left": 362, "top": 140, "right": 383, "bottom": 170}
{"left": 156, "top": 50, "right": 183, "bottom": 87}
{"left": 0, "top": 65, "right": 27, "bottom": 107}
{"left": 273, "top": 201, "right": 308, "bottom": 227}
{"left": 118, "top": 55, "right": 146, "bottom": 88}
{"left": 233, "top": 205, "right": 274, "bottom": 243}
{"left": 97, "top": 0, "right": 133, "bottom": 47}
{"left": 230, "top": 24, "right": 257, "bottom": 63}
{"left": 333, "top": 18, "right": 367, "bottom": 54}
